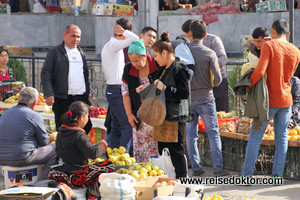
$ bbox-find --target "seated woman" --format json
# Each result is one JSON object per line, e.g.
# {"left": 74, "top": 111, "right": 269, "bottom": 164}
{"left": 122, "top": 39, "right": 159, "bottom": 163}
{"left": 0, "top": 49, "right": 13, "bottom": 82}
{"left": 49, "top": 101, "right": 114, "bottom": 189}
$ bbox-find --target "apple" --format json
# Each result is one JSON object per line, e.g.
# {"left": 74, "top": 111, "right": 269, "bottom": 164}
{"left": 146, "top": 162, "right": 153, "bottom": 166}
{"left": 135, "top": 164, "right": 143, "bottom": 170}
{"left": 107, "top": 147, "right": 113, "bottom": 155}
{"left": 167, "top": 180, "right": 177, "bottom": 185}
{"left": 153, "top": 182, "right": 161, "bottom": 188}
{"left": 144, "top": 165, "right": 152, "bottom": 172}
{"left": 161, "top": 181, "right": 167, "bottom": 186}
{"left": 139, "top": 172, "right": 147, "bottom": 179}
{"left": 130, "top": 171, "right": 140, "bottom": 179}
{"left": 108, "top": 155, "right": 116, "bottom": 163}
{"left": 152, "top": 165, "right": 159, "bottom": 171}
{"left": 119, "top": 146, "right": 126, "bottom": 154}
{"left": 139, "top": 168, "right": 147, "bottom": 174}
{"left": 113, "top": 148, "right": 119, "bottom": 153}
{"left": 130, "top": 157, "right": 136, "bottom": 164}
{"left": 149, "top": 170, "right": 157, "bottom": 176}
{"left": 115, "top": 161, "right": 122, "bottom": 166}
{"left": 125, "top": 158, "right": 132, "bottom": 165}
{"left": 157, "top": 169, "right": 164, "bottom": 176}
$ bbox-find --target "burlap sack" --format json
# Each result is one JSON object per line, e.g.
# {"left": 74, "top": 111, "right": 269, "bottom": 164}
{"left": 137, "top": 84, "right": 166, "bottom": 127}
{"left": 153, "top": 120, "right": 178, "bottom": 143}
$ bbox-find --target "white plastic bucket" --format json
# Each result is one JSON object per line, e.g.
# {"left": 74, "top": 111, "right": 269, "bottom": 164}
{"left": 2, "top": 165, "right": 42, "bottom": 189}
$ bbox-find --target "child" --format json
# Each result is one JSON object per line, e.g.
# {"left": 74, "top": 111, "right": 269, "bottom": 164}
{"left": 49, "top": 101, "right": 114, "bottom": 189}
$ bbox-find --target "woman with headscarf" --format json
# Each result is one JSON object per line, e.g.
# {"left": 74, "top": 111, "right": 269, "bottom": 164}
{"left": 122, "top": 39, "right": 159, "bottom": 163}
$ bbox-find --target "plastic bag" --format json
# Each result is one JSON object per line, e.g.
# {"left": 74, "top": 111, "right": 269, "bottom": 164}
{"left": 150, "top": 148, "right": 176, "bottom": 179}
{"left": 137, "top": 83, "right": 166, "bottom": 126}
{"left": 99, "top": 172, "right": 136, "bottom": 200}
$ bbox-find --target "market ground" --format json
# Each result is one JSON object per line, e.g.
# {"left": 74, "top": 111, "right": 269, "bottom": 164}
{"left": 0, "top": 166, "right": 299, "bottom": 200}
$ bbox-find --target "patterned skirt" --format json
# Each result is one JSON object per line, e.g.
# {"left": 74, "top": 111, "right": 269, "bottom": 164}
{"left": 48, "top": 160, "right": 114, "bottom": 189}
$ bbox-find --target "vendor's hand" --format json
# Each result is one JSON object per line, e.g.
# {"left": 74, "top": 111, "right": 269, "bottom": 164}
{"left": 114, "top": 24, "right": 125, "bottom": 36}
{"left": 154, "top": 80, "right": 166, "bottom": 91}
{"left": 136, "top": 85, "right": 146, "bottom": 94}
{"left": 128, "top": 113, "right": 138, "bottom": 128}
{"left": 46, "top": 96, "right": 54, "bottom": 106}
{"left": 99, "top": 139, "right": 108, "bottom": 147}
{"left": 50, "top": 132, "right": 57, "bottom": 143}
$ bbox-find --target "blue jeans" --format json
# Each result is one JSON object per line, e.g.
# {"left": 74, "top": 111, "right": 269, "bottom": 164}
{"left": 241, "top": 106, "right": 291, "bottom": 177}
{"left": 105, "top": 87, "right": 132, "bottom": 153}
{"left": 186, "top": 98, "right": 224, "bottom": 172}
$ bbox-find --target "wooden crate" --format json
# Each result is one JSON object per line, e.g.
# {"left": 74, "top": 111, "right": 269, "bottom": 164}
{"left": 4, "top": 47, "right": 32, "bottom": 56}
{"left": 198, "top": 131, "right": 300, "bottom": 179}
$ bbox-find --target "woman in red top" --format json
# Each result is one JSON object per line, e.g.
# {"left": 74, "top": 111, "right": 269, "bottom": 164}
{"left": 0, "top": 49, "right": 13, "bottom": 82}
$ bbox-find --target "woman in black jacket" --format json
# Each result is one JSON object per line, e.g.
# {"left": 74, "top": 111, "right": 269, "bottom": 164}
{"left": 151, "top": 32, "right": 192, "bottom": 178}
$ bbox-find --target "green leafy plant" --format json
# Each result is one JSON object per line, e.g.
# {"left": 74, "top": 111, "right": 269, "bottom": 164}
{"left": 7, "top": 57, "right": 27, "bottom": 85}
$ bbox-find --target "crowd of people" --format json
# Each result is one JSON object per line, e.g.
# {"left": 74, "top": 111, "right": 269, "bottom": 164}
{"left": 0, "top": 16, "right": 299, "bottom": 198}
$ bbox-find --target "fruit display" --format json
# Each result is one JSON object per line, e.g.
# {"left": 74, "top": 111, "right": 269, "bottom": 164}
{"left": 4, "top": 93, "right": 19, "bottom": 103}
{"left": 216, "top": 111, "right": 236, "bottom": 119}
{"left": 90, "top": 106, "right": 107, "bottom": 119}
{"left": 37, "top": 93, "right": 46, "bottom": 105}
{"left": 219, "top": 121, "right": 236, "bottom": 133}
{"left": 4, "top": 92, "right": 46, "bottom": 105}
{"left": 236, "top": 117, "right": 252, "bottom": 135}
{"left": 203, "top": 195, "right": 223, "bottom": 200}
{"left": 287, "top": 126, "right": 300, "bottom": 141}
{"left": 107, "top": 146, "right": 136, "bottom": 166}
{"left": 116, "top": 161, "right": 165, "bottom": 180}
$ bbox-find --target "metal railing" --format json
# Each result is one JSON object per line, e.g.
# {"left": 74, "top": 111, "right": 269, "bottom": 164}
{"left": 8, "top": 55, "right": 106, "bottom": 106}
{"left": 8, "top": 54, "right": 247, "bottom": 108}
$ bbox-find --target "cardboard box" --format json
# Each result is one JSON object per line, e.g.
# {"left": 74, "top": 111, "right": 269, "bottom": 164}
{"left": 112, "top": 4, "right": 133, "bottom": 16}
{"left": 0, "top": 4, "right": 9, "bottom": 14}
{"left": 4, "top": 46, "right": 32, "bottom": 56}
{"left": 91, "top": 3, "right": 113, "bottom": 15}
{"left": 256, "top": 0, "right": 287, "bottom": 13}
{"left": 134, "top": 177, "right": 178, "bottom": 200}
{"left": 0, "top": 186, "right": 57, "bottom": 200}
{"left": 268, "top": 0, "right": 287, "bottom": 11}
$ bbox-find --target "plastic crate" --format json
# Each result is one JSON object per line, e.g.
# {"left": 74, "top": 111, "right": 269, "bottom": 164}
{"left": 198, "top": 117, "right": 239, "bottom": 132}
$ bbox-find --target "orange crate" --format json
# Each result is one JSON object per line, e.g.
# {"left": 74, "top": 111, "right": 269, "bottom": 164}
{"left": 198, "top": 117, "right": 239, "bottom": 132}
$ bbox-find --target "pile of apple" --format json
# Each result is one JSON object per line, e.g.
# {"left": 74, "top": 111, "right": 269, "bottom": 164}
{"left": 107, "top": 146, "right": 136, "bottom": 166}
{"left": 90, "top": 106, "right": 107, "bottom": 119}
{"left": 116, "top": 161, "right": 165, "bottom": 180}
{"left": 153, "top": 179, "right": 180, "bottom": 187}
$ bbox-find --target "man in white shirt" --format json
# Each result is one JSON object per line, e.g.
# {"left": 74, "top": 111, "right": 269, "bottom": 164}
{"left": 101, "top": 18, "right": 139, "bottom": 153}
{"left": 41, "top": 24, "right": 92, "bottom": 133}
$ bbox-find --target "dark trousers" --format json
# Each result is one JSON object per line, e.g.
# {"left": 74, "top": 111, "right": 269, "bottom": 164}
{"left": 0, "top": 143, "right": 57, "bottom": 179}
{"left": 213, "top": 78, "right": 229, "bottom": 112}
{"left": 158, "top": 122, "right": 187, "bottom": 179}
{"left": 105, "top": 87, "right": 132, "bottom": 153}
{"left": 52, "top": 94, "right": 92, "bottom": 134}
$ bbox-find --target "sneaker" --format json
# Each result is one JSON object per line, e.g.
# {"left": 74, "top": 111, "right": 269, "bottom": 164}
{"left": 192, "top": 170, "right": 205, "bottom": 176}
{"left": 213, "top": 170, "right": 229, "bottom": 177}
{"left": 271, "top": 174, "right": 283, "bottom": 186}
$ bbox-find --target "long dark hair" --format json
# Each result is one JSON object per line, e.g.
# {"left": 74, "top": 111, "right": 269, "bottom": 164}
{"left": 61, "top": 101, "right": 90, "bottom": 126}
{"left": 151, "top": 31, "right": 174, "bottom": 55}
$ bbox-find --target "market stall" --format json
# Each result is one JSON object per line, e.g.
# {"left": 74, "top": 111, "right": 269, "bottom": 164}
{"left": 198, "top": 112, "right": 300, "bottom": 180}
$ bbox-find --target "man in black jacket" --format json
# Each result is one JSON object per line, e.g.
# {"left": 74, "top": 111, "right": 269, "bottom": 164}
{"left": 41, "top": 24, "right": 92, "bottom": 133}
